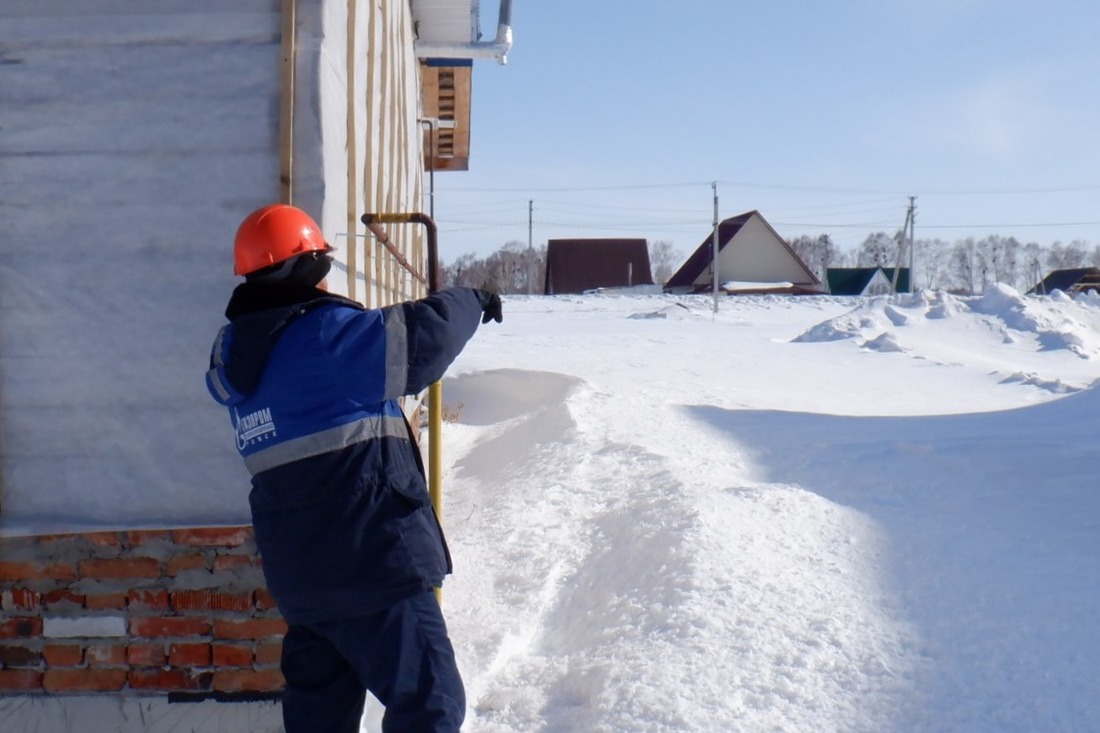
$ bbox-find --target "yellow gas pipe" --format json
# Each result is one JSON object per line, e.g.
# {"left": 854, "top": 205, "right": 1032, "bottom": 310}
{"left": 361, "top": 213, "right": 444, "bottom": 601}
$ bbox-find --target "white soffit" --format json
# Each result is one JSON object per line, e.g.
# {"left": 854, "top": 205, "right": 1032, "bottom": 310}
{"left": 410, "top": 0, "right": 478, "bottom": 44}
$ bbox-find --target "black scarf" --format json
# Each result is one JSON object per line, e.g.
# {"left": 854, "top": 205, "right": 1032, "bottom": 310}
{"left": 224, "top": 282, "right": 359, "bottom": 322}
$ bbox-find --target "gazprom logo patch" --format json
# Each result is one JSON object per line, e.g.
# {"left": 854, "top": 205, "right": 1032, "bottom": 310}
{"left": 234, "top": 406, "right": 277, "bottom": 451}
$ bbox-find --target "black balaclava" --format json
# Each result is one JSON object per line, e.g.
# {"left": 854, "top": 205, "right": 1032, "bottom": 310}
{"left": 246, "top": 251, "right": 332, "bottom": 288}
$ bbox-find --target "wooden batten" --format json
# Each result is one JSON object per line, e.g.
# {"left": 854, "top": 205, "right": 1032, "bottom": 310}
{"left": 279, "top": 0, "right": 297, "bottom": 204}
{"left": 345, "top": 0, "right": 359, "bottom": 301}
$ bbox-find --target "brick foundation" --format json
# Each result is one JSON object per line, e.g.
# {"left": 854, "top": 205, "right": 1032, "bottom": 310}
{"left": 0, "top": 527, "right": 285, "bottom": 697}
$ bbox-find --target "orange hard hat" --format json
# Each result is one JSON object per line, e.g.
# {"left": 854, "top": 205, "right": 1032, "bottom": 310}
{"left": 233, "top": 204, "right": 330, "bottom": 276}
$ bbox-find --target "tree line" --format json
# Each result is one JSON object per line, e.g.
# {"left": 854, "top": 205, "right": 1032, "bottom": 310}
{"left": 442, "top": 233, "right": 1099, "bottom": 295}
{"left": 442, "top": 240, "right": 683, "bottom": 293}
{"left": 788, "top": 233, "right": 1099, "bottom": 294}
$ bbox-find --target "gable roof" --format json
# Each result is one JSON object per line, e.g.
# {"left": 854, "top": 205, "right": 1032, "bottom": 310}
{"left": 1028, "top": 267, "right": 1100, "bottom": 295}
{"left": 544, "top": 239, "right": 654, "bottom": 294}
{"left": 827, "top": 267, "right": 910, "bottom": 295}
{"left": 664, "top": 210, "right": 819, "bottom": 291}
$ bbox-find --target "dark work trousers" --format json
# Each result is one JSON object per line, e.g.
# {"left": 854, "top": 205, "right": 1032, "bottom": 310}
{"left": 280, "top": 590, "right": 466, "bottom": 733}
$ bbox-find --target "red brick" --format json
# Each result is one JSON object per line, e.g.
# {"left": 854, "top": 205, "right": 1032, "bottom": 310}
{"left": 0, "top": 669, "right": 43, "bottom": 691}
{"left": 78, "top": 557, "right": 161, "bottom": 580}
{"left": 2, "top": 587, "right": 42, "bottom": 611}
{"left": 0, "top": 644, "right": 42, "bottom": 667}
{"left": 83, "top": 531, "right": 122, "bottom": 547}
{"left": 254, "top": 588, "right": 278, "bottom": 611}
{"left": 171, "top": 527, "right": 252, "bottom": 548}
{"left": 212, "top": 668, "right": 284, "bottom": 693}
{"left": 85, "top": 643, "right": 127, "bottom": 667}
{"left": 129, "top": 667, "right": 212, "bottom": 692}
{"left": 128, "top": 589, "right": 169, "bottom": 610}
{"left": 35, "top": 533, "right": 76, "bottom": 543}
{"left": 126, "top": 643, "right": 167, "bottom": 666}
{"left": 43, "top": 589, "right": 86, "bottom": 609}
{"left": 213, "top": 618, "right": 287, "bottom": 640}
{"left": 171, "top": 590, "right": 254, "bottom": 613}
{"left": 0, "top": 562, "right": 36, "bottom": 581}
{"left": 0, "top": 561, "right": 74, "bottom": 582}
{"left": 43, "top": 668, "right": 126, "bottom": 692}
{"left": 254, "top": 640, "right": 283, "bottom": 666}
{"left": 168, "top": 642, "right": 211, "bottom": 666}
{"left": 167, "top": 553, "right": 207, "bottom": 576}
{"left": 212, "top": 554, "right": 254, "bottom": 571}
{"left": 0, "top": 617, "right": 43, "bottom": 639}
{"left": 43, "top": 644, "right": 84, "bottom": 666}
{"left": 85, "top": 592, "right": 128, "bottom": 610}
{"left": 130, "top": 617, "right": 211, "bottom": 639}
{"left": 212, "top": 643, "right": 253, "bottom": 667}
{"left": 127, "top": 530, "right": 171, "bottom": 545}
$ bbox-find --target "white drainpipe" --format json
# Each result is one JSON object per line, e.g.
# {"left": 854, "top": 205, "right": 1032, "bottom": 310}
{"left": 416, "top": 0, "right": 513, "bottom": 65}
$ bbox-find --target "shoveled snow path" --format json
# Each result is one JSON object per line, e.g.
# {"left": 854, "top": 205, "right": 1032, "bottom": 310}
{"left": 438, "top": 369, "right": 919, "bottom": 732}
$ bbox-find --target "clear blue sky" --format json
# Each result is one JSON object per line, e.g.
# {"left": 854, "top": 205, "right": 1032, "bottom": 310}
{"left": 433, "top": 0, "right": 1100, "bottom": 262}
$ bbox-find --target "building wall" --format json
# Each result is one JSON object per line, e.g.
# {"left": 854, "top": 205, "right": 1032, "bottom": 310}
{"left": 0, "top": 0, "right": 430, "bottom": 726}
{"left": 0, "top": 528, "right": 283, "bottom": 699}
{"left": 715, "top": 215, "right": 810, "bottom": 284}
{"left": 0, "top": 0, "right": 426, "bottom": 529}
{"left": 0, "top": 0, "right": 281, "bottom": 529}
{"left": 863, "top": 270, "right": 895, "bottom": 296}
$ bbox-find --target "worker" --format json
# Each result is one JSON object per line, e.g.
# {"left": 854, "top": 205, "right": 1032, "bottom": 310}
{"left": 205, "top": 203, "right": 501, "bottom": 732}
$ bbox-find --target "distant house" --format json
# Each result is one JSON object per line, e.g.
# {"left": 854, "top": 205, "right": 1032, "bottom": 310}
{"left": 826, "top": 267, "right": 911, "bottom": 295}
{"left": 544, "top": 238, "right": 654, "bottom": 294}
{"left": 1028, "top": 267, "right": 1100, "bottom": 296}
{"left": 664, "top": 210, "right": 820, "bottom": 295}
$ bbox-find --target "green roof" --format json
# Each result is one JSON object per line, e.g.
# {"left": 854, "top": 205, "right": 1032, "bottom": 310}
{"left": 826, "top": 267, "right": 910, "bottom": 295}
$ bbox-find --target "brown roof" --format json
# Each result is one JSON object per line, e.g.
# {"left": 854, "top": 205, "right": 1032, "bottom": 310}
{"left": 544, "top": 239, "right": 654, "bottom": 295}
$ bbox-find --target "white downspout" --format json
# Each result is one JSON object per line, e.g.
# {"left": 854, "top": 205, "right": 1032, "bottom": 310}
{"left": 416, "top": 0, "right": 513, "bottom": 65}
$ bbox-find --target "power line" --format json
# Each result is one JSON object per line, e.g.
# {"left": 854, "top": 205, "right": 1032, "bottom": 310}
{"left": 918, "top": 220, "right": 1100, "bottom": 229}
{"left": 441, "top": 178, "right": 1100, "bottom": 197}
{"left": 439, "top": 180, "right": 711, "bottom": 193}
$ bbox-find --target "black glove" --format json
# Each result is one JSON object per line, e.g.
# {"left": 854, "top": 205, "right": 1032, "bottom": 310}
{"left": 475, "top": 289, "right": 503, "bottom": 324}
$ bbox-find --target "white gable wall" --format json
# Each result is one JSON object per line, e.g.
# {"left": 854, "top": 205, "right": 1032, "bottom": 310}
{"left": 692, "top": 214, "right": 814, "bottom": 287}
{"left": 862, "top": 269, "right": 895, "bottom": 296}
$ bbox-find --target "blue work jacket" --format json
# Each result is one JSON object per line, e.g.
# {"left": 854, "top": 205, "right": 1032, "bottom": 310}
{"left": 206, "top": 284, "right": 483, "bottom": 623}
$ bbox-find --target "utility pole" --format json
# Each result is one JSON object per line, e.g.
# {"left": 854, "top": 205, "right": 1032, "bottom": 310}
{"left": 712, "top": 181, "right": 719, "bottom": 313}
{"left": 528, "top": 199, "right": 534, "bottom": 294}
{"left": 891, "top": 196, "right": 917, "bottom": 293}
{"left": 908, "top": 195, "right": 916, "bottom": 291}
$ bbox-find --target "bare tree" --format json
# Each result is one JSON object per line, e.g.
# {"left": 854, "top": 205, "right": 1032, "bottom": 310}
{"left": 648, "top": 240, "right": 683, "bottom": 285}
{"left": 441, "top": 241, "right": 547, "bottom": 294}
{"left": 1022, "top": 242, "right": 1045, "bottom": 291}
{"left": 1046, "top": 240, "right": 1089, "bottom": 271}
{"left": 788, "top": 234, "right": 840, "bottom": 281}
{"left": 856, "top": 232, "right": 898, "bottom": 268}
{"left": 912, "top": 238, "right": 951, "bottom": 290}
{"left": 949, "top": 238, "right": 983, "bottom": 294}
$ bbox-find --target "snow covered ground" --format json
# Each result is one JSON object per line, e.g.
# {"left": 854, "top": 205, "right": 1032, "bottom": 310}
{"left": 362, "top": 287, "right": 1100, "bottom": 732}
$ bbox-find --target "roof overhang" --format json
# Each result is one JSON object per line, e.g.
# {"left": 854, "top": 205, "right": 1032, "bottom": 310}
{"left": 410, "top": 1, "right": 514, "bottom": 173}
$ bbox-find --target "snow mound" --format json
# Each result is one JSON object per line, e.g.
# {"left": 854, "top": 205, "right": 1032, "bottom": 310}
{"left": 627, "top": 302, "right": 694, "bottom": 320}
{"left": 792, "top": 313, "right": 877, "bottom": 342}
{"left": 996, "top": 371, "right": 1077, "bottom": 393}
{"left": 793, "top": 287, "right": 1100, "bottom": 363}
{"left": 862, "top": 332, "right": 905, "bottom": 352}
